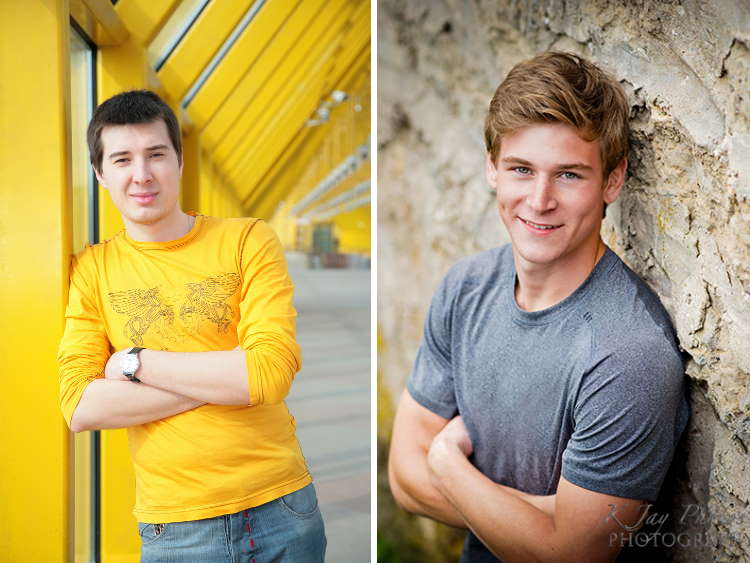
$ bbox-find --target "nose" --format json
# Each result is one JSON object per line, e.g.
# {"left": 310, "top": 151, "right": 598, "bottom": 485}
{"left": 132, "top": 157, "right": 153, "bottom": 185}
{"left": 527, "top": 175, "right": 557, "bottom": 212}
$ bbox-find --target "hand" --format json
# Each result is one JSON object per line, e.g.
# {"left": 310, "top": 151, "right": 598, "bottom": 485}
{"left": 104, "top": 349, "right": 130, "bottom": 381}
{"left": 435, "top": 415, "right": 473, "bottom": 456}
{"left": 427, "top": 416, "right": 473, "bottom": 478}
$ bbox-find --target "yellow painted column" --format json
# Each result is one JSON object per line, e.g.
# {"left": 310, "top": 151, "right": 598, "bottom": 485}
{"left": 0, "top": 1, "right": 72, "bottom": 561}
{"left": 97, "top": 37, "right": 149, "bottom": 563}
{"left": 96, "top": 37, "right": 149, "bottom": 242}
{"left": 181, "top": 129, "right": 201, "bottom": 213}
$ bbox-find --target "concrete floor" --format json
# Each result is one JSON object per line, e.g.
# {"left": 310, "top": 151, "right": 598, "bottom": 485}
{"left": 286, "top": 255, "right": 371, "bottom": 562}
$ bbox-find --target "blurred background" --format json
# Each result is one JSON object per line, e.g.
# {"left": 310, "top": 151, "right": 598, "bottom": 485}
{"left": 377, "top": 1, "right": 750, "bottom": 561}
{"left": 0, "top": 1, "right": 370, "bottom": 561}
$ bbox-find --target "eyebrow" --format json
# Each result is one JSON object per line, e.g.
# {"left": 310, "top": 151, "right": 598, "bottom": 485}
{"left": 500, "top": 156, "right": 594, "bottom": 171}
{"left": 107, "top": 145, "right": 170, "bottom": 159}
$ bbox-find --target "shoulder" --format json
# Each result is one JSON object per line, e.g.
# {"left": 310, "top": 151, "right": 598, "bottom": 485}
{"left": 440, "top": 244, "right": 512, "bottom": 294}
{"left": 590, "top": 252, "right": 679, "bottom": 349}
{"left": 70, "top": 231, "right": 125, "bottom": 277}
{"left": 583, "top": 251, "right": 685, "bottom": 379}
{"left": 198, "top": 215, "right": 278, "bottom": 248}
{"left": 200, "top": 215, "right": 264, "bottom": 236}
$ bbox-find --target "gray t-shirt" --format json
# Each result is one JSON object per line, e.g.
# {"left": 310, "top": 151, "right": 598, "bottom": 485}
{"left": 407, "top": 245, "right": 689, "bottom": 562}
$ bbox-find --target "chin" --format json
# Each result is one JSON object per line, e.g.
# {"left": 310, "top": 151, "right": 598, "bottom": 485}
{"left": 514, "top": 247, "right": 565, "bottom": 266}
{"left": 126, "top": 209, "right": 168, "bottom": 226}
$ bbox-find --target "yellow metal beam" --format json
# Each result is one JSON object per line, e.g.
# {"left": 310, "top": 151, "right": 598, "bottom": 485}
{"left": 249, "top": 60, "right": 371, "bottom": 211}
{"left": 146, "top": 0, "right": 205, "bottom": 66}
{"left": 321, "top": 0, "right": 370, "bottom": 93}
{"left": 0, "top": 1, "right": 72, "bottom": 560}
{"left": 240, "top": 46, "right": 370, "bottom": 213}
{"left": 244, "top": 123, "right": 328, "bottom": 212}
{"left": 218, "top": 4, "right": 358, "bottom": 188}
{"left": 157, "top": 0, "right": 254, "bottom": 102}
{"left": 201, "top": 0, "right": 342, "bottom": 161}
{"left": 115, "top": 0, "right": 181, "bottom": 46}
{"left": 186, "top": 0, "right": 300, "bottom": 128}
{"left": 71, "top": 0, "right": 129, "bottom": 46}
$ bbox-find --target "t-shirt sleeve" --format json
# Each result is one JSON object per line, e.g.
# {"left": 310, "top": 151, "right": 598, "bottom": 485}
{"left": 561, "top": 335, "right": 688, "bottom": 501}
{"left": 57, "top": 252, "right": 111, "bottom": 428}
{"left": 236, "top": 219, "right": 302, "bottom": 406}
{"left": 406, "top": 270, "right": 458, "bottom": 420}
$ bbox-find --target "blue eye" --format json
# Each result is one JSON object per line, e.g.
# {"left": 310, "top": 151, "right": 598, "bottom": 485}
{"left": 115, "top": 158, "right": 129, "bottom": 164}
{"left": 561, "top": 171, "right": 580, "bottom": 180}
{"left": 513, "top": 166, "right": 531, "bottom": 175}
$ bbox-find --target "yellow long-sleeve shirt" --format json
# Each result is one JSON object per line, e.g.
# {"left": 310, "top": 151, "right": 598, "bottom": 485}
{"left": 58, "top": 215, "right": 311, "bottom": 523}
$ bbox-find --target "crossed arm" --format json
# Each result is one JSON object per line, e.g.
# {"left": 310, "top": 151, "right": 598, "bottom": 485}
{"left": 69, "top": 348, "right": 248, "bottom": 432}
{"left": 388, "top": 390, "right": 647, "bottom": 562}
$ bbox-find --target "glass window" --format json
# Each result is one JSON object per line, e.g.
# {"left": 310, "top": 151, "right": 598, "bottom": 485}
{"left": 70, "top": 23, "right": 98, "bottom": 563}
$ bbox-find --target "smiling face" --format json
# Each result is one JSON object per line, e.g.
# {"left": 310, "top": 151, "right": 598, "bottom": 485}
{"left": 487, "top": 122, "right": 625, "bottom": 275}
{"left": 95, "top": 120, "right": 183, "bottom": 235}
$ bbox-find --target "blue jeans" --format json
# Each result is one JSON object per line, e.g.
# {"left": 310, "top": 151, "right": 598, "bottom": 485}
{"left": 138, "top": 483, "right": 326, "bottom": 562}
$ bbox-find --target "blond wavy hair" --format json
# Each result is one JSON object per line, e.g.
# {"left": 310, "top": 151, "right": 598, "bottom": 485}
{"left": 484, "top": 52, "right": 629, "bottom": 178}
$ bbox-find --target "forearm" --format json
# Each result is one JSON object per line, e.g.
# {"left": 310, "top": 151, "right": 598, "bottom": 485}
{"left": 499, "top": 483, "right": 556, "bottom": 517}
{"left": 388, "top": 450, "right": 467, "bottom": 528}
{"left": 434, "top": 451, "right": 561, "bottom": 562}
{"left": 70, "top": 379, "right": 204, "bottom": 432}
{"left": 137, "top": 349, "right": 249, "bottom": 405}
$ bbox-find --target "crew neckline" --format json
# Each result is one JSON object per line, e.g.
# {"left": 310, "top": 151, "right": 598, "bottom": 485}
{"left": 123, "top": 212, "right": 204, "bottom": 250}
{"left": 507, "top": 247, "right": 617, "bottom": 326}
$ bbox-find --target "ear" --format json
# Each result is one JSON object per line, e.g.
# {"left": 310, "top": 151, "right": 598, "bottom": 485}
{"left": 93, "top": 166, "right": 107, "bottom": 189}
{"left": 603, "top": 158, "right": 627, "bottom": 204}
{"left": 486, "top": 153, "right": 499, "bottom": 191}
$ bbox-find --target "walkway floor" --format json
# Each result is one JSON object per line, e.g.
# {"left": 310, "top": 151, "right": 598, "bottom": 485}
{"left": 286, "top": 255, "right": 371, "bottom": 562}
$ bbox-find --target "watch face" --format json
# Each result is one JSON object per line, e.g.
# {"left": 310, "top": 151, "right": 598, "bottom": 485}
{"left": 123, "top": 354, "right": 139, "bottom": 374}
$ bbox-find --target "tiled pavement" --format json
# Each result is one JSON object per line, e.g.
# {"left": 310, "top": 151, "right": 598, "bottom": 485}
{"left": 286, "top": 255, "right": 371, "bottom": 562}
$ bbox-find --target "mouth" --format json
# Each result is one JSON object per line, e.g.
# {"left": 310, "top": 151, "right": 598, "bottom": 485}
{"left": 518, "top": 217, "right": 562, "bottom": 232}
{"left": 131, "top": 192, "right": 158, "bottom": 204}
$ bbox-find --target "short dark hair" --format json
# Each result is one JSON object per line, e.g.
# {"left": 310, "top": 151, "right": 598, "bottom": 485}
{"left": 87, "top": 90, "right": 182, "bottom": 172}
{"left": 484, "top": 52, "right": 629, "bottom": 179}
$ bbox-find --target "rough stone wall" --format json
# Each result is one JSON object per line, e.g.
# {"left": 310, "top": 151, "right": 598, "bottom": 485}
{"left": 377, "top": 1, "right": 750, "bottom": 561}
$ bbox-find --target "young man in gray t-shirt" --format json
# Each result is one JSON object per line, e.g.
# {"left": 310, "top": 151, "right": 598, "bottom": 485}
{"left": 388, "top": 52, "right": 689, "bottom": 562}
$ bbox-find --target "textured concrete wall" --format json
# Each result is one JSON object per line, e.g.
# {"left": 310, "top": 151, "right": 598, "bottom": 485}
{"left": 377, "top": 1, "right": 750, "bottom": 561}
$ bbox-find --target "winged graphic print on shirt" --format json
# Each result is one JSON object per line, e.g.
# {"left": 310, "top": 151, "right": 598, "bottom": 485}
{"left": 107, "top": 272, "right": 241, "bottom": 346}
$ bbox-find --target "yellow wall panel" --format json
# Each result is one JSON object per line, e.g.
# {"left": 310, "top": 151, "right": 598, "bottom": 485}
{"left": 0, "top": 1, "right": 72, "bottom": 561}
{"left": 332, "top": 204, "right": 370, "bottom": 255}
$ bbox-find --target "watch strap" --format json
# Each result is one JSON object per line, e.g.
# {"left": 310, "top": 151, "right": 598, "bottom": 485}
{"left": 124, "top": 346, "right": 145, "bottom": 383}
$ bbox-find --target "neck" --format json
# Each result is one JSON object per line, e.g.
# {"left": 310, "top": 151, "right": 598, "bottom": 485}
{"left": 125, "top": 210, "right": 194, "bottom": 243}
{"left": 513, "top": 238, "right": 605, "bottom": 312}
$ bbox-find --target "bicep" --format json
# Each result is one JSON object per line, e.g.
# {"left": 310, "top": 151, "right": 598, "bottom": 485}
{"left": 236, "top": 221, "right": 301, "bottom": 405}
{"left": 389, "top": 389, "right": 449, "bottom": 484}
{"left": 58, "top": 259, "right": 112, "bottom": 427}
{"left": 563, "top": 345, "right": 686, "bottom": 501}
{"left": 552, "top": 476, "right": 647, "bottom": 562}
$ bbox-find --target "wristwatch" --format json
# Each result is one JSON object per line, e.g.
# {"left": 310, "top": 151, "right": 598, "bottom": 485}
{"left": 122, "top": 347, "right": 145, "bottom": 383}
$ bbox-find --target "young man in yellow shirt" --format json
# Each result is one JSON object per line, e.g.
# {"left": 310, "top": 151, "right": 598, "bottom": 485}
{"left": 58, "top": 90, "right": 325, "bottom": 562}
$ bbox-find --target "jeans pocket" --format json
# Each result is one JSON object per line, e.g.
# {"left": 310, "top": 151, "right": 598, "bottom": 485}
{"left": 278, "top": 483, "right": 319, "bottom": 518}
{"left": 138, "top": 522, "right": 167, "bottom": 546}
